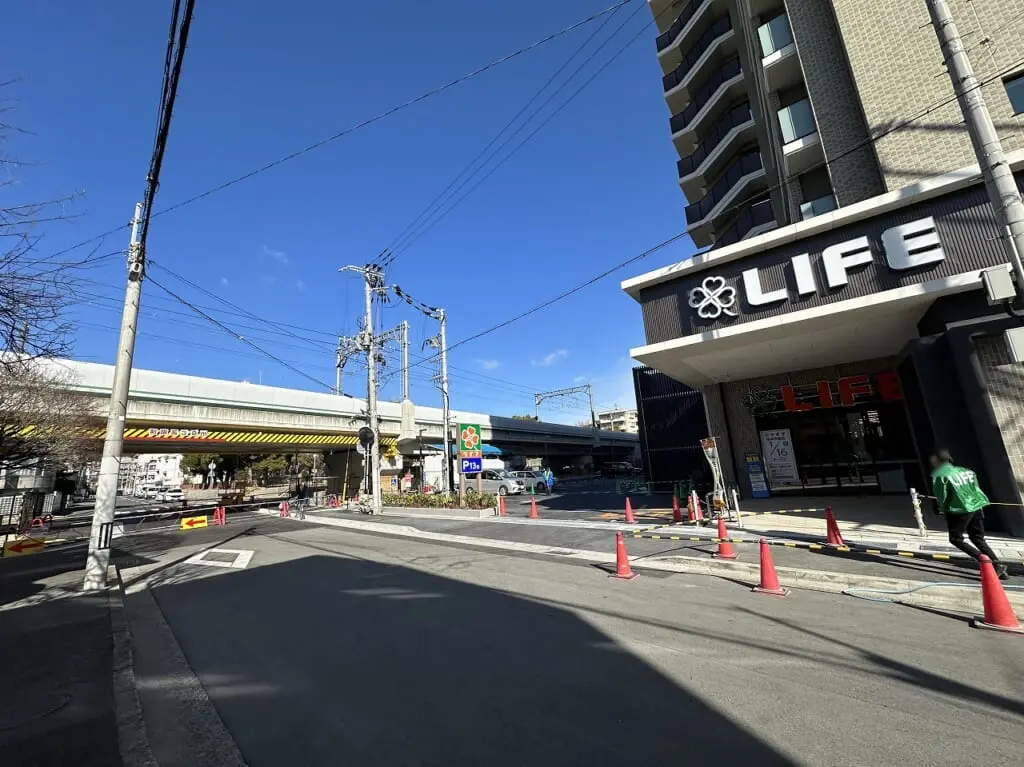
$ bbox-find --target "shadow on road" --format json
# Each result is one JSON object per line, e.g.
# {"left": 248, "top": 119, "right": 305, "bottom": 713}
{"left": 150, "top": 552, "right": 795, "bottom": 766}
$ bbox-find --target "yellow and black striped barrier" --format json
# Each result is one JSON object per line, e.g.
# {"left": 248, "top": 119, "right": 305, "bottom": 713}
{"left": 627, "top": 530, "right": 986, "bottom": 563}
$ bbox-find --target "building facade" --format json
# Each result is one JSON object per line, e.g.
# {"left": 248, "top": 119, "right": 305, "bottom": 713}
{"left": 649, "top": 0, "right": 1024, "bottom": 246}
{"left": 597, "top": 408, "right": 640, "bottom": 433}
{"left": 630, "top": 0, "right": 1024, "bottom": 535}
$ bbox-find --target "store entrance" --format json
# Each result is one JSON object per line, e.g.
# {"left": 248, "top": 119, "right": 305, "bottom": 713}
{"left": 755, "top": 400, "right": 921, "bottom": 495}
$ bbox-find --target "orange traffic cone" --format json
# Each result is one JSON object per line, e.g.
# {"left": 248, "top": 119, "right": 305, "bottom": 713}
{"left": 752, "top": 538, "right": 789, "bottom": 596}
{"left": 528, "top": 496, "right": 539, "bottom": 519}
{"left": 624, "top": 497, "right": 636, "bottom": 525}
{"left": 713, "top": 517, "right": 738, "bottom": 559}
{"left": 498, "top": 496, "right": 507, "bottom": 517}
{"left": 610, "top": 532, "right": 637, "bottom": 580}
{"left": 673, "top": 495, "right": 683, "bottom": 523}
{"left": 972, "top": 556, "right": 1023, "bottom": 634}
{"left": 825, "top": 506, "right": 845, "bottom": 546}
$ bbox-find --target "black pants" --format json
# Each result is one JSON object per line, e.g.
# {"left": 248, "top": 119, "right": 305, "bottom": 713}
{"left": 946, "top": 510, "right": 1000, "bottom": 563}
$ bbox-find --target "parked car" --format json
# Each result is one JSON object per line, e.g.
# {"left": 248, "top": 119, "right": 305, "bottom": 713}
{"left": 157, "top": 487, "right": 184, "bottom": 503}
{"left": 600, "top": 462, "right": 642, "bottom": 478}
{"left": 143, "top": 485, "right": 161, "bottom": 500}
{"left": 459, "top": 470, "right": 524, "bottom": 496}
{"left": 510, "top": 470, "right": 557, "bottom": 494}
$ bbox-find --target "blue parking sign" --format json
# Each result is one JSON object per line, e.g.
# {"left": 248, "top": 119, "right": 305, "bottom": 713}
{"left": 460, "top": 457, "right": 482, "bottom": 474}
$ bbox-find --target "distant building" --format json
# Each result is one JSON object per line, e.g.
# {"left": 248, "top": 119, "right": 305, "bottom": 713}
{"left": 597, "top": 408, "right": 639, "bottom": 433}
{"left": 121, "top": 454, "right": 185, "bottom": 494}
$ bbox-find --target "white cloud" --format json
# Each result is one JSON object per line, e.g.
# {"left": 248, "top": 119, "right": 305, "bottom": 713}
{"left": 296, "top": 279, "right": 306, "bottom": 292}
{"left": 573, "top": 375, "right": 589, "bottom": 384}
{"left": 531, "top": 349, "right": 568, "bottom": 367}
{"left": 220, "top": 277, "right": 229, "bottom": 287}
{"left": 477, "top": 358, "right": 501, "bottom": 371}
{"left": 262, "top": 245, "right": 289, "bottom": 266}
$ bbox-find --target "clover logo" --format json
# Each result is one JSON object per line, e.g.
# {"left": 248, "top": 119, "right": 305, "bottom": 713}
{"left": 688, "top": 276, "right": 737, "bottom": 320}
{"left": 460, "top": 425, "right": 480, "bottom": 451}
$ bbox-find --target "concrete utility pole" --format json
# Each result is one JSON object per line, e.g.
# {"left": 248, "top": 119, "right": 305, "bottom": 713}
{"left": 438, "top": 310, "right": 452, "bottom": 493}
{"left": 340, "top": 264, "right": 384, "bottom": 514}
{"left": 926, "top": 0, "right": 1024, "bottom": 285}
{"left": 83, "top": 203, "right": 143, "bottom": 590}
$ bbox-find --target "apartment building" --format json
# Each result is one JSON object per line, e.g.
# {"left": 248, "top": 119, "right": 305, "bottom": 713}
{"left": 597, "top": 408, "right": 640, "bottom": 433}
{"left": 649, "top": 0, "right": 1024, "bottom": 246}
{"left": 625, "top": 0, "right": 1024, "bottom": 534}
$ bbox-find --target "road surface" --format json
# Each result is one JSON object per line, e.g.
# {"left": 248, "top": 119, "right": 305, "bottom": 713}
{"left": 114, "top": 517, "right": 1024, "bottom": 767}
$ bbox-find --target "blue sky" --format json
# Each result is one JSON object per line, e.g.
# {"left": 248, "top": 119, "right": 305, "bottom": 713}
{"left": 8, "top": 0, "right": 696, "bottom": 423}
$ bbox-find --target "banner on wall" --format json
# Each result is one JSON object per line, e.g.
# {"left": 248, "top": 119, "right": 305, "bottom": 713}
{"left": 759, "top": 428, "right": 800, "bottom": 485}
{"left": 744, "top": 453, "right": 770, "bottom": 498}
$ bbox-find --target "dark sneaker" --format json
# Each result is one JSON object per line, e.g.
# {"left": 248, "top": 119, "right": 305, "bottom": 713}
{"left": 995, "top": 563, "right": 1010, "bottom": 580}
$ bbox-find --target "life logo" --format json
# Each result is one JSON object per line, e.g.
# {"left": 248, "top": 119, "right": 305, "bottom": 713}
{"left": 687, "top": 216, "right": 946, "bottom": 319}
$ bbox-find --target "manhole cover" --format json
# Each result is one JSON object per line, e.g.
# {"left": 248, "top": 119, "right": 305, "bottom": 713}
{"left": 0, "top": 692, "right": 71, "bottom": 730}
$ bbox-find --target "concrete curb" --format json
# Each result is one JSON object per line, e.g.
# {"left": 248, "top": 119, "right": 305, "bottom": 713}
{"left": 254, "top": 510, "right": 1024, "bottom": 615}
{"left": 107, "top": 565, "right": 158, "bottom": 767}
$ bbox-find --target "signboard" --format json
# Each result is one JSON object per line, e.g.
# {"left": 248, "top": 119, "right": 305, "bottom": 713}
{"left": 458, "top": 423, "right": 482, "bottom": 459}
{"left": 2, "top": 537, "right": 46, "bottom": 557}
{"left": 744, "top": 453, "right": 771, "bottom": 498}
{"left": 180, "top": 515, "right": 208, "bottom": 531}
{"left": 460, "top": 457, "right": 482, "bottom": 474}
{"left": 759, "top": 429, "right": 800, "bottom": 485}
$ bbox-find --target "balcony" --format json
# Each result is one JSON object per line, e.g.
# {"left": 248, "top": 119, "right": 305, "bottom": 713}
{"left": 778, "top": 98, "right": 824, "bottom": 175}
{"left": 676, "top": 102, "right": 755, "bottom": 197}
{"left": 685, "top": 150, "right": 766, "bottom": 245}
{"left": 656, "top": 0, "right": 731, "bottom": 73}
{"left": 670, "top": 57, "right": 745, "bottom": 149}
{"left": 800, "top": 194, "right": 837, "bottom": 220}
{"left": 759, "top": 14, "right": 801, "bottom": 91}
{"left": 661, "top": 17, "right": 737, "bottom": 112}
{"left": 715, "top": 198, "right": 777, "bottom": 247}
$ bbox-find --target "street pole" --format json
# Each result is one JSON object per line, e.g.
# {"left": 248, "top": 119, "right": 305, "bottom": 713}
{"left": 83, "top": 202, "right": 143, "bottom": 591}
{"left": 400, "top": 320, "right": 410, "bottom": 401}
{"left": 364, "top": 267, "right": 383, "bottom": 515}
{"left": 926, "top": 0, "right": 1024, "bottom": 285}
{"left": 335, "top": 337, "right": 342, "bottom": 396}
{"left": 587, "top": 383, "right": 596, "bottom": 430}
{"left": 438, "top": 309, "right": 452, "bottom": 493}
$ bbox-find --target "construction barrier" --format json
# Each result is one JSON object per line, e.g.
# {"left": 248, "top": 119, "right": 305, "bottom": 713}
{"left": 279, "top": 501, "right": 291, "bottom": 518}
{"left": 213, "top": 507, "right": 226, "bottom": 526}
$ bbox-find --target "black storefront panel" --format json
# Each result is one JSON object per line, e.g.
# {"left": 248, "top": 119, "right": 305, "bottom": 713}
{"left": 633, "top": 367, "right": 711, "bottom": 489}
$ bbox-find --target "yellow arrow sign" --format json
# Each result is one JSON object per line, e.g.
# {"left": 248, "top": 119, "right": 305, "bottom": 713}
{"left": 3, "top": 537, "right": 47, "bottom": 557}
{"left": 180, "top": 516, "right": 208, "bottom": 531}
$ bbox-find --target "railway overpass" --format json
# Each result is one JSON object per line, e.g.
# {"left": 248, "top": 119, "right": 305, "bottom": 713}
{"left": 47, "top": 360, "right": 638, "bottom": 466}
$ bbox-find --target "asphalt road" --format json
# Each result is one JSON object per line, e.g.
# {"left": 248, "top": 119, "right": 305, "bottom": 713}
{"left": 119, "top": 519, "right": 1024, "bottom": 767}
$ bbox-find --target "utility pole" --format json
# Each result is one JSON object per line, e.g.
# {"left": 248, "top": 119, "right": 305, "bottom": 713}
{"left": 83, "top": 203, "right": 143, "bottom": 590}
{"left": 926, "top": 0, "right": 1024, "bottom": 285}
{"left": 334, "top": 335, "right": 359, "bottom": 395}
{"left": 438, "top": 310, "right": 452, "bottom": 493}
{"left": 400, "top": 319, "right": 410, "bottom": 401}
{"left": 340, "top": 264, "right": 384, "bottom": 514}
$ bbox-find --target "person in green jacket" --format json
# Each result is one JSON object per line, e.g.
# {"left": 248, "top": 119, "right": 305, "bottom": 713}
{"left": 929, "top": 449, "right": 1008, "bottom": 580}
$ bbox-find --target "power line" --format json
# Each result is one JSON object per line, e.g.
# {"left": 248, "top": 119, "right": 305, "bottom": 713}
{"left": 402, "top": 54, "right": 1024, "bottom": 373}
{"left": 384, "top": 0, "right": 658, "bottom": 265}
{"left": 379, "top": 0, "right": 635, "bottom": 267}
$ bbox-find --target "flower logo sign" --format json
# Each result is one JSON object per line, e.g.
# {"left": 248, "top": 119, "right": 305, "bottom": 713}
{"left": 459, "top": 423, "right": 482, "bottom": 457}
{"left": 688, "top": 276, "right": 737, "bottom": 320}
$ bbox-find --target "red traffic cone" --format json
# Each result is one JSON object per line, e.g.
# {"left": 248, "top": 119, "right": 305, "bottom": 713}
{"left": 825, "top": 506, "right": 845, "bottom": 546}
{"left": 972, "top": 555, "right": 1023, "bottom": 634}
{"left": 528, "top": 496, "right": 539, "bottom": 519}
{"left": 673, "top": 495, "right": 683, "bottom": 523}
{"left": 713, "top": 517, "right": 738, "bottom": 559}
{"left": 498, "top": 496, "right": 507, "bottom": 517}
{"left": 752, "top": 538, "right": 789, "bottom": 596}
{"left": 624, "top": 497, "right": 636, "bottom": 525}
{"left": 610, "top": 532, "right": 637, "bottom": 580}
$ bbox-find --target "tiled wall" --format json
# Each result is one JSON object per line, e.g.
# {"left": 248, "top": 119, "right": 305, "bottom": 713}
{"left": 974, "top": 334, "right": 1024, "bottom": 499}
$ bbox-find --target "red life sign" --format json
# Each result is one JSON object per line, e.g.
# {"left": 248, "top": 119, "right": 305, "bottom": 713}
{"left": 780, "top": 372, "right": 902, "bottom": 412}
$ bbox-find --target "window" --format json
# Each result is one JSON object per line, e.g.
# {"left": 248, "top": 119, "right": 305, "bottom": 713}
{"left": 800, "top": 194, "right": 837, "bottom": 220}
{"left": 1006, "top": 72, "right": 1024, "bottom": 115}
{"left": 757, "top": 14, "right": 793, "bottom": 57}
{"left": 777, "top": 98, "right": 816, "bottom": 144}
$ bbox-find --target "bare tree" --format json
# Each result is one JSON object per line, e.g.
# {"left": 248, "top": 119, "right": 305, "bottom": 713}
{"left": 0, "top": 83, "right": 97, "bottom": 476}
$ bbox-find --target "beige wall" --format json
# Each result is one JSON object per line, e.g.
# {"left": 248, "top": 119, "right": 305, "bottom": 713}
{"left": 974, "top": 335, "right": 1024, "bottom": 500}
{"left": 832, "top": 0, "right": 1024, "bottom": 192}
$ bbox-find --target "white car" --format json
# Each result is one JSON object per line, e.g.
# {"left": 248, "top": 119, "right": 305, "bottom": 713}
{"left": 158, "top": 487, "right": 184, "bottom": 503}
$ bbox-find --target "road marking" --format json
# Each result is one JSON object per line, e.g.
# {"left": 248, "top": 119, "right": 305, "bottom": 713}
{"left": 2, "top": 537, "right": 47, "bottom": 557}
{"left": 184, "top": 548, "right": 254, "bottom": 569}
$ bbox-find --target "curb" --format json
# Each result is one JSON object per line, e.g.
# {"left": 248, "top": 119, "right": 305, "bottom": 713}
{"left": 107, "top": 565, "right": 159, "bottom": 767}
{"left": 254, "top": 510, "right": 1022, "bottom": 614}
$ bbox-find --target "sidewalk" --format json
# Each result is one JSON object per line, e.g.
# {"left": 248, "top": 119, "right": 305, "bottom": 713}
{"left": 733, "top": 495, "right": 1024, "bottom": 560}
{"left": 0, "top": 552, "right": 149, "bottom": 767}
